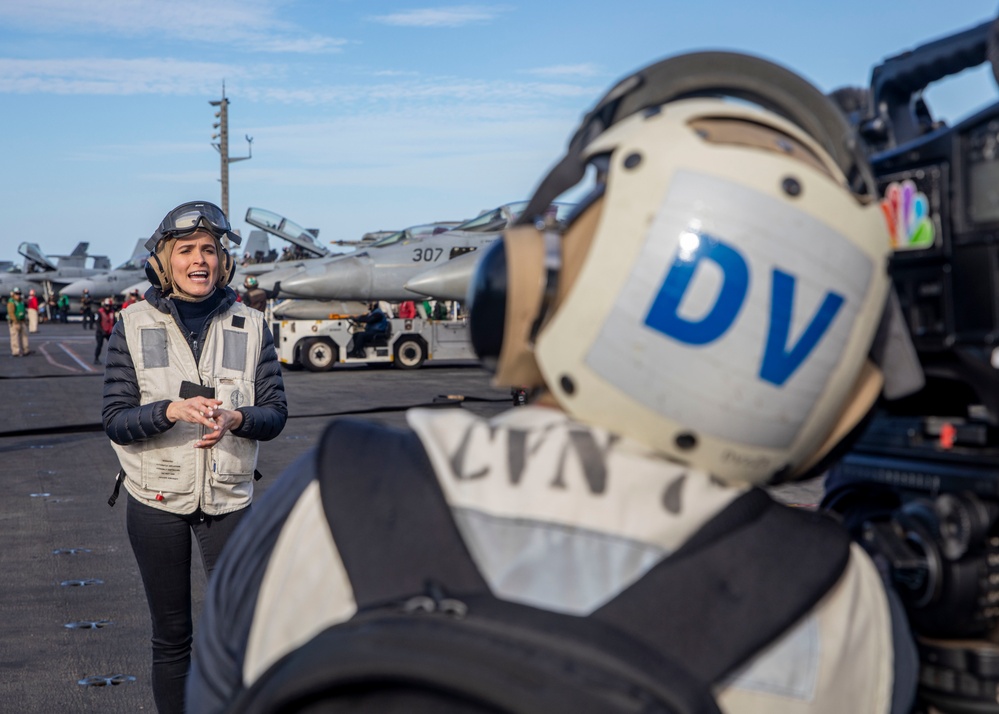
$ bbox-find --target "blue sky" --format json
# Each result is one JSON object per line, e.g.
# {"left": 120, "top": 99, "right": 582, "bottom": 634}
{"left": 2, "top": 0, "right": 997, "bottom": 265}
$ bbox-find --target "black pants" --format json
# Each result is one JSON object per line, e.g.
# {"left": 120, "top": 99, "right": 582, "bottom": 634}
{"left": 95, "top": 330, "right": 109, "bottom": 363}
{"left": 82, "top": 310, "right": 94, "bottom": 328}
{"left": 351, "top": 330, "right": 384, "bottom": 356}
{"left": 126, "top": 492, "right": 249, "bottom": 714}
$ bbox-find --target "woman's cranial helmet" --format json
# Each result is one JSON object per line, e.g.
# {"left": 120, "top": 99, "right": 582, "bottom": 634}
{"left": 467, "top": 51, "right": 922, "bottom": 486}
{"left": 144, "top": 201, "right": 240, "bottom": 292}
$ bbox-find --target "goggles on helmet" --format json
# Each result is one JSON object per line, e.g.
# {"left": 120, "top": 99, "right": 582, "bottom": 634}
{"left": 144, "top": 201, "right": 242, "bottom": 252}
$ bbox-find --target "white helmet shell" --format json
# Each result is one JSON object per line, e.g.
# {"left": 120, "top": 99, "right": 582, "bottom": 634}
{"left": 533, "top": 99, "right": 892, "bottom": 485}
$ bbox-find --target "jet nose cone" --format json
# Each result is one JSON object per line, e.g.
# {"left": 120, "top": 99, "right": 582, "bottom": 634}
{"left": 255, "top": 266, "right": 305, "bottom": 295}
{"left": 62, "top": 279, "right": 95, "bottom": 299}
{"left": 405, "top": 251, "right": 482, "bottom": 302}
{"left": 280, "top": 257, "right": 369, "bottom": 299}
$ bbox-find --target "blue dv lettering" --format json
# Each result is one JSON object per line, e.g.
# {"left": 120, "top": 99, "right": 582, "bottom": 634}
{"left": 644, "top": 234, "right": 845, "bottom": 386}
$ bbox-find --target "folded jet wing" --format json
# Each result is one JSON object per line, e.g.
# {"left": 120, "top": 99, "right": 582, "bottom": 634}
{"left": 17, "top": 242, "right": 59, "bottom": 272}
{"left": 239, "top": 230, "right": 271, "bottom": 263}
{"left": 11, "top": 241, "right": 113, "bottom": 292}
{"left": 62, "top": 239, "right": 149, "bottom": 299}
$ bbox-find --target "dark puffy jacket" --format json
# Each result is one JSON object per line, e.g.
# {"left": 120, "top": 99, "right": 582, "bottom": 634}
{"left": 102, "top": 286, "right": 287, "bottom": 446}
{"left": 359, "top": 307, "right": 389, "bottom": 334}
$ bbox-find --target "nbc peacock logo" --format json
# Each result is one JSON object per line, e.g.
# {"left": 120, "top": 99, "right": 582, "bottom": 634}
{"left": 881, "top": 179, "right": 935, "bottom": 250}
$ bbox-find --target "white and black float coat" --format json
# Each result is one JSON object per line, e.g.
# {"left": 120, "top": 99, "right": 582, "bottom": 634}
{"left": 102, "top": 286, "right": 287, "bottom": 516}
{"left": 187, "top": 405, "right": 916, "bottom": 714}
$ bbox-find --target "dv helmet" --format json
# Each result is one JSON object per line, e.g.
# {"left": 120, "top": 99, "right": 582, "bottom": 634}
{"left": 468, "top": 51, "right": 922, "bottom": 486}
{"left": 144, "top": 201, "right": 240, "bottom": 292}
{"left": 244, "top": 276, "right": 258, "bottom": 289}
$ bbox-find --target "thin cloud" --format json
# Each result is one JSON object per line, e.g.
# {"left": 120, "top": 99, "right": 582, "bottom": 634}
{"left": 0, "top": 58, "right": 600, "bottom": 115}
{"left": 368, "top": 5, "right": 512, "bottom": 28}
{"left": 248, "top": 78, "right": 596, "bottom": 107}
{"left": 0, "top": 0, "right": 346, "bottom": 54}
{"left": 372, "top": 69, "right": 421, "bottom": 78}
{"left": 0, "top": 57, "right": 598, "bottom": 105}
{"left": 253, "top": 37, "right": 349, "bottom": 54}
{"left": 0, "top": 58, "right": 245, "bottom": 95}
{"left": 524, "top": 63, "right": 602, "bottom": 78}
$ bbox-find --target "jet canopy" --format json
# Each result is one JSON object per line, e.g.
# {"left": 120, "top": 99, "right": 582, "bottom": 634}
{"left": 454, "top": 201, "right": 576, "bottom": 233}
{"left": 369, "top": 222, "right": 464, "bottom": 249}
{"left": 245, "top": 208, "right": 329, "bottom": 258}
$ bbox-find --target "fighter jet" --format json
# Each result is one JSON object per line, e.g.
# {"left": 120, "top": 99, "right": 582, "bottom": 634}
{"left": 0, "top": 265, "right": 29, "bottom": 298}
{"left": 61, "top": 239, "right": 148, "bottom": 300}
{"left": 256, "top": 220, "right": 463, "bottom": 297}
{"left": 276, "top": 202, "right": 572, "bottom": 301}
{"left": 0, "top": 242, "right": 111, "bottom": 296}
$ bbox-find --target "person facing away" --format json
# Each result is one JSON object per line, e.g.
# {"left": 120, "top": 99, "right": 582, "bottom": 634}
{"left": 187, "top": 53, "right": 920, "bottom": 714}
{"left": 93, "top": 297, "right": 116, "bottom": 365}
{"left": 26, "top": 288, "right": 39, "bottom": 333}
{"left": 101, "top": 200, "right": 288, "bottom": 714}
{"left": 241, "top": 276, "right": 268, "bottom": 313}
{"left": 6, "top": 287, "right": 29, "bottom": 357}
{"left": 57, "top": 292, "right": 69, "bottom": 323}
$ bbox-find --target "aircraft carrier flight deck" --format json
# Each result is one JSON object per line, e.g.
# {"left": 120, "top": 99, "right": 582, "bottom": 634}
{"left": 0, "top": 319, "right": 821, "bottom": 712}
{"left": 0, "top": 319, "right": 513, "bottom": 713}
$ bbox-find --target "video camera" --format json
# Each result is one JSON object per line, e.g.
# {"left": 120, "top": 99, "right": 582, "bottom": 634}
{"left": 823, "top": 14, "right": 999, "bottom": 714}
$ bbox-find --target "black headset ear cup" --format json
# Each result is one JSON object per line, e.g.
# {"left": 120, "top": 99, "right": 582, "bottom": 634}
{"left": 468, "top": 239, "right": 508, "bottom": 365}
{"left": 144, "top": 253, "right": 168, "bottom": 290}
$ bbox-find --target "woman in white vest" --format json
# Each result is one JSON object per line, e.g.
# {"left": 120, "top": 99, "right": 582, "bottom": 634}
{"left": 102, "top": 201, "right": 288, "bottom": 714}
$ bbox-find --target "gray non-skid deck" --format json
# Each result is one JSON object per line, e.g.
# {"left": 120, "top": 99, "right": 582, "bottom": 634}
{"left": 0, "top": 320, "right": 512, "bottom": 712}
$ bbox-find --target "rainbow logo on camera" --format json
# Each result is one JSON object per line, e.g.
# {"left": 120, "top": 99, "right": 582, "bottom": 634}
{"left": 881, "top": 179, "right": 935, "bottom": 250}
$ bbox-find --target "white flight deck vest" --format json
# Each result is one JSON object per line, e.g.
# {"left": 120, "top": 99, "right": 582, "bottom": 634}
{"left": 111, "top": 299, "right": 263, "bottom": 516}
{"left": 244, "top": 407, "right": 897, "bottom": 714}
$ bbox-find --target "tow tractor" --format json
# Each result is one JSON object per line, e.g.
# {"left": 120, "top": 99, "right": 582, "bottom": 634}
{"left": 272, "top": 315, "right": 478, "bottom": 371}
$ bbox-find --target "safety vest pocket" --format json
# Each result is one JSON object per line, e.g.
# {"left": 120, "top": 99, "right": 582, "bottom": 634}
{"left": 137, "top": 447, "right": 196, "bottom": 494}
{"left": 211, "top": 436, "right": 258, "bottom": 483}
{"left": 215, "top": 377, "right": 255, "bottom": 411}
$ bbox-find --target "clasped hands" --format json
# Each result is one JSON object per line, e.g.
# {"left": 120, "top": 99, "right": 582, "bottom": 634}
{"left": 165, "top": 397, "right": 244, "bottom": 449}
